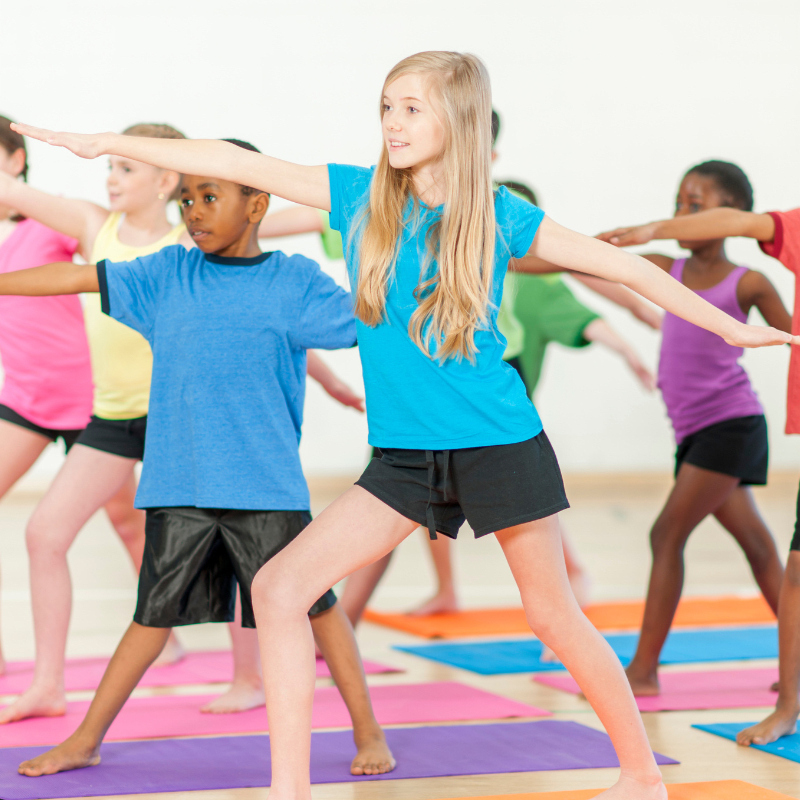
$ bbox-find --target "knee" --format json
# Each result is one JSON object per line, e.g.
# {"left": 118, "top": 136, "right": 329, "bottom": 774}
{"left": 251, "top": 560, "right": 302, "bottom": 619}
{"left": 649, "top": 520, "right": 684, "bottom": 556}
{"left": 743, "top": 534, "right": 779, "bottom": 573}
{"left": 107, "top": 506, "right": 144, "bottom": 547}
{"left": 25, "top": 513, "right": 66, "bottom": 560}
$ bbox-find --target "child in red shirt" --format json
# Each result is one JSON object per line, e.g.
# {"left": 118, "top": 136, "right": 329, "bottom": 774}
{"left": 600, "top": 207, "right": 800, "bottom": 746}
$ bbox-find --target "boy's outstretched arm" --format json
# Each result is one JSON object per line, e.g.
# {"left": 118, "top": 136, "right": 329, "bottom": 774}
{"left": 11, "top": 123, "right": 331, "bottom": 212}
{"left": 597, "top": 208, "right": 776, "bottom": 248}
{"left": 0, "top": 262, "right": 98, "bottom": 296}
{"left": 528, "top": 216, "right": 797, "bottom": 349}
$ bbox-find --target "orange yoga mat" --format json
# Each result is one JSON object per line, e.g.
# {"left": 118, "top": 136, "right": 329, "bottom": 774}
{"left": 364, "top": 595, "right": 775, "bottom": 639}
{"left": 465, "top": 780, "right": 792, "bottom": 800}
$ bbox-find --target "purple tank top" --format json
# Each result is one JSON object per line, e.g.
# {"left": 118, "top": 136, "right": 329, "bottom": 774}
{"left": 658, "top": 259, "right": 763, "bottom": 443}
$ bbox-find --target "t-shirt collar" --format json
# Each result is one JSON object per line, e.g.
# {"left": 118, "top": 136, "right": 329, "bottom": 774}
{"left": 204, "top": 251, "right": 274, "bottom": 267}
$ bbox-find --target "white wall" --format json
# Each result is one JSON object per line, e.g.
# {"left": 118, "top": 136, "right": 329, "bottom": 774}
{"left": 2, "top": 0, "right": 799, "bottom": 476}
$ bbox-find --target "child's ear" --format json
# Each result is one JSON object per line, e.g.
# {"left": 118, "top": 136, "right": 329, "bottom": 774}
{"left": 249, "top": 192, "right": 270, "bottom": 222}
{"left": 159, "top": 169, "right": 181, "bottom": 201}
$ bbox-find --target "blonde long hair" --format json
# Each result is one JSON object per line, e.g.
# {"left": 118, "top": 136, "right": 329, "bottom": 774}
{"left": 353, "top": 52, "right": 496, "bottom": 363}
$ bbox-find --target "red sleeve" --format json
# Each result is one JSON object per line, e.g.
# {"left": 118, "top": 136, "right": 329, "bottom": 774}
{"left": 759, "top": 209, "right": 800, "bottom": 274}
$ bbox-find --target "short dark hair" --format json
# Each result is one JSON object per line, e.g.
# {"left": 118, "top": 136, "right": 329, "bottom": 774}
{"left": 221, "top": 138, "right": 266, "bottom": 196}
{"left": 685, "top": 160, "right": 753, "bottom": 211}
{"left": 499, "top": 179, "right": 538, "bottom": 207}
{"left": 491, "top": 109, "right": 500, "bottom": 149}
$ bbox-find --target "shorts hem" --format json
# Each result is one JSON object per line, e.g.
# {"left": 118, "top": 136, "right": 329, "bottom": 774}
{"left": 133, "top": 611, "right": 248, "bottom": 628}
{"left": 678, "top": 454, "right": 767, "bottom": 486}
{"left": 471, "top": 500, "right": 571, "bottom": 538}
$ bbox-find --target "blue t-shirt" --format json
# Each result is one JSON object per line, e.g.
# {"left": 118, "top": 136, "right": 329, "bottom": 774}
{"left": 98, "top": 245, "right": 357, "bottom": 510}
{"left": 328, "top": 163, "right": 545, "bottom": 450}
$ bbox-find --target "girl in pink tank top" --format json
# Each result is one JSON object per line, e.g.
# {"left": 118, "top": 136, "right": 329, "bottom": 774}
{"left": 625, "top": 160, "right": 792, "bottom": 698}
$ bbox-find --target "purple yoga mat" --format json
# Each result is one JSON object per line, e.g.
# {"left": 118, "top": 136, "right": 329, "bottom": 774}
{"left": 0, "top": 721, "right": 678, "bottom": 799}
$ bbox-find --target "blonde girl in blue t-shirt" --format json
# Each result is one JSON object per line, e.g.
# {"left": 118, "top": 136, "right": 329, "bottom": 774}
{"left": 14, "top": 51, "right": 797, "bottom": 797}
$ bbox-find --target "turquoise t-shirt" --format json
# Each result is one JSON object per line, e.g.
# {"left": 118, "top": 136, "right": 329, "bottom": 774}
{"left": 328, "top": 163, "right": 545, "bottom": 450}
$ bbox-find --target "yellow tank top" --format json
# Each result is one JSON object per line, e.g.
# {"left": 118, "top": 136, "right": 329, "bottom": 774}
{"left": 85, "top": 213, "right": 186, "bottom": 419}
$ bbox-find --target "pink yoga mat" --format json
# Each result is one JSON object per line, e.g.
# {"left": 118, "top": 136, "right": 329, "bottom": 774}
{"left": 0, "top": 652, "right": 400, "bottom": 695}
{"left": 535, "top": 667, "right": 779, "bottom": 712}
{"left": 0, "top": 681, "right": 548, "bottom": 747}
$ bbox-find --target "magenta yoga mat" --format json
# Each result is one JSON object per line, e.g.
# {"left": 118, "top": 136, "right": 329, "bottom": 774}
{"left": 535, "top": 667, "right": 779, "bottom": 712}
{"left": 0, "top": 681, "right": 549, "bottom": 747}
{"left": 0, "top": 721, "right": 678, "bottom": 799}
{"left": 0, "top": 651, "right": 400, "bottom": 696}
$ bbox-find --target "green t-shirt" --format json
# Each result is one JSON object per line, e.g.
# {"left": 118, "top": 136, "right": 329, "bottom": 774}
{"left": 319, "top": 210, "right": 344, "bottom": 261}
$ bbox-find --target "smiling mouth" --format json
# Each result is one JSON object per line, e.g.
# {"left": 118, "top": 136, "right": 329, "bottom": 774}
{"left": 388, "top": 140, "right": 409, "bottom": 149}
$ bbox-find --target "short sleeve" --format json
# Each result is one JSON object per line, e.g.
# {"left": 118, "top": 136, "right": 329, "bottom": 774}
{"left": 99, "top": 246, "right": 180, "bottom": 339}
{"left": 759, "top": 209, "right": 800, "bottom": 275}
{"left": 497, "top": 187, "right": 546, "bottom": 258}
{"left": 327, "top": 164, "right": 373, "bottom": 236}
{"left": 291, "top": 264, "right": 357, "bottom": 351}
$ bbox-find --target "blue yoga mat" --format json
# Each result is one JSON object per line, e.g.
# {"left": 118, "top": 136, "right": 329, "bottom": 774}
{"left": 694, "top": 722, "right": 800, "bottom": 763}
{"left": 396, "top": 626, "right": 778, "bottom": 675}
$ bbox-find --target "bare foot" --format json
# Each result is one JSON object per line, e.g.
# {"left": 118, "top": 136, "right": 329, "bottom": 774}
{"left": 200, "top": 679, "right": 265, "bottom": 714}
{"left": 151, "top": 632, "right": 185, "bottom": 667}
{"left": 624, "top": 664, "right": 660, "bottom": 697}
{"left": 0, "top": 685, "right": 67, "bottom": 724}
{"left": 351, "top": 730, "right": 396, "bottom": 776}
{"left": 593, "top": 773, "right": 667, "bottom": 799}
{"left": 737, "top": 705, "right": 800, "bottom": 746}
{"left": 18, "top": 735, "right": 100, "bottom": 776}
{"left": 407, "top": 591, "right": 458, "bottom": 617}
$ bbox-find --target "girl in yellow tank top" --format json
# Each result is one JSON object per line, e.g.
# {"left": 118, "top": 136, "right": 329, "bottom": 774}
{"left": 0, "top": 123, "right": 189, "bottom": 725}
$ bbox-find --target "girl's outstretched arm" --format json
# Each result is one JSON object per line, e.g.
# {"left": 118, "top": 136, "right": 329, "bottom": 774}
{"left": 12, "top": 124, "right": 331, "bottom": 211}
{"left": 597, "top": 208, "right": 776, "bottom": 247}
{"left": 0, "top": 262, "right": 98, "bottom": 296}
{"left": 526, "top": 217, "right": 797, "bottom": 349}
{"left": 0, "top": 171, "right": 108, "bottom": 259}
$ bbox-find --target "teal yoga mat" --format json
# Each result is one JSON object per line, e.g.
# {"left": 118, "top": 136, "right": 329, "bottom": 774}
{"left": 395, "top": 625, "right": 778, "bottom": 675}
{"left": 694, "top": 722, "right": 800, "bottom": 762}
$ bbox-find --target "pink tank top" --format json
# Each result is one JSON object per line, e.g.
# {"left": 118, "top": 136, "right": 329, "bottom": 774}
{"left": 0, "top": 219, "right": 93, "bottom": 430}
{"left": 658, "top": 258, "right": 763, "bottom": 443}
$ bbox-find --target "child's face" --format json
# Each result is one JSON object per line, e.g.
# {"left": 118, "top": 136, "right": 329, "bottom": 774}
{"left": 180, "top": 174, "right": 267, "bottom": 254}
{"left": 382, "top": 73, "right": 446, "bottom": 173}
{"left": 0, "top": 145, "right": 25, "bottom": 218}
{"left": 674, "top": 172, "right": 728, "bottom": 250}
{"left": 106, "top": 155, "right": 173, "bottom": 213}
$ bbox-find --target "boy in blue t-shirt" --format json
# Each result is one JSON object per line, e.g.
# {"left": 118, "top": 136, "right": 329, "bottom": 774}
{"left": 3, "top": 141, "right": 395, "bottom": 779}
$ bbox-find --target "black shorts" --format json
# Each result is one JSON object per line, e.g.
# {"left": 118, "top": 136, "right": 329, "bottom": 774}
{"left": 0, "top": 404, "right": 83, "bottom": 452}
{"left": 356, "top": 432, "right": 569, "bottom": 539}
{"left": 75, "top": 415, "right": 147, "bottom": 460}
{"left": 135, "top": 507, "right": 337, "bottom": 628}
{"left": 675, "top": 415, "right": 768, "bottom": 486}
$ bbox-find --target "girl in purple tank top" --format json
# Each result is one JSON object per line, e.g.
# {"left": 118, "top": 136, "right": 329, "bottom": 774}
{"left": 625, "top": 161, "right": 793, "bottom": 698}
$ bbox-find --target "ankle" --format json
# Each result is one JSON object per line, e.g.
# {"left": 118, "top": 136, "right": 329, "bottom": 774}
{"left": 774, "top": 697, "right": 800, "bottom": 715}
{"left": 619, "top": 767, "right": 664, "bottom": 786}
{"left": 352, "top": 721, "right": 385, "bottom": 746}
{"left": 231, "top": 673, "right": 263, "bottom": 691}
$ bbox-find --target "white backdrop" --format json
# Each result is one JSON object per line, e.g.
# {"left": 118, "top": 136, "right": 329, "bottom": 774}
{"left": 2, "top": 0, "right": 799, "bottom": 477}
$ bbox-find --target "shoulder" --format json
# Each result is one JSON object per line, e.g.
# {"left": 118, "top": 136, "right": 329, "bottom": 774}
{"left": 760, "top": 209, "right": 800, "bottom": 262}
{"left": 737, "top": 268, "right": 774, "bottom": 299}
{"left": 19, "top": 218, "right": 78, "bottom": 252}
{"left": 494, "top": 186, "right": 544, "bottom": 226}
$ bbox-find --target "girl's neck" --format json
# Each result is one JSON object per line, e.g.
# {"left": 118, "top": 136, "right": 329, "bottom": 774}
{"left": 412, "top": 163, "right": 446, "bottom": 208}
{"left": 685, "top": 239, "right": 733, "bottom": 272}
{"left": 116, "top": 203, "right": 173, "bottom": 247}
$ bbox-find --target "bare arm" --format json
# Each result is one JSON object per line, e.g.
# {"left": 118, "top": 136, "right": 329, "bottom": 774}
{"left": 306, "top": 351, "right": 365, "bottom": 412}
{"left": 527, "top": 216, "right": 796, "bottom": 348}
{"left": 0, "top": 171, "right": 108, "bottom": 259}
{"left": 597, "top": 208, "right": 776, "bottom": 248}
{"left": 0, "top": 262, "right": 98, "bottom": 296}
{"left": 738, "top": 270, "right": 793, "bottom": 333}
{"left": 582, "top": 318, "right": 656, "bottom": 391}
{"left": 12, "top": 124, "right": 331, "bottom": 211}
{"left": 259, "top": 206, "right": 324, "bottom": 239}
{"left": 571, "top": 274, "right": 662, "bottom": 330}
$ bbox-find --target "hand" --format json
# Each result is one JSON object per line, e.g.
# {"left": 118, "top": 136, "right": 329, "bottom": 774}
{"left": 626, "top": 357, "right": 657, "bottom": 392}
{"left": 596, "top": 223, "right": 659, "bottom": 247}
{"left": 324, "top": 379, "right": 365, "bottom": 412}
{"left": 10, "top": 123, "right": 107, "bottom": 160}
{"left": 725, "top": 322, "right": 800, "bottom": 349}
{"left": 631, "top": 302, "right": 663, "bottom": 331}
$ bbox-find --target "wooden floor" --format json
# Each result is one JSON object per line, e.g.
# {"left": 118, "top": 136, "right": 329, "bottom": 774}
{"left": 2, "top": 470, "right": 800, "bottom": 798}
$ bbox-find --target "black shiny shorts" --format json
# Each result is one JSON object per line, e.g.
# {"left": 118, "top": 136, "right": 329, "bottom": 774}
{"left": 675, "top": 414, "right": 768, "bottom": 486}
{"left": 0, "top": 404, "right": 83, "bottom": 452}
{"left": 357, "top": 432, "right": 569, "bottom": 540}
{"left": 135, "top": 507, "right": 337, "bottom": 628}
{"left": 75, "top": 415, "right": 147, "bottom": 460}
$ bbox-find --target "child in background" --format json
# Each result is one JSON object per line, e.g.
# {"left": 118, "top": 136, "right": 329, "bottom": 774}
{"left": 0, "top": 116, "right": 93, "bottom": 676}
{"left": 6, "top": 141, "right": 395, "bottom": 777}
{"left": 600, "top": 198, "right": 800, "bottom": 742}
{"left": 0, "top": 122, "right": 188, "bottom": 724}
{"left": 25, "top": 52, "right": 796, "bottom": 797}
{"left": 599, "top": 161, "right": 787, "bottom": 697}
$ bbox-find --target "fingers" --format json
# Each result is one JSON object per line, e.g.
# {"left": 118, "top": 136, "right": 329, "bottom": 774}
{"left": 10, "top": 122, "right": 57, "bottom": 143}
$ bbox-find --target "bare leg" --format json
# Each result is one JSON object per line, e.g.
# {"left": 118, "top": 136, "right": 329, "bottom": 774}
{"left": 251, "top": 487, "right": 417, "bottom": 800}
{"left": 625, "top": 464, "right": 739, "bottom": 696}
{"left": 408, "top": 532, "right": 458, "bottom": 616}
{"left": 338, "top": 553, "right": 393, "bottom": 629}
{"left": 0, "top": 445, "right": 139, "bottom": 724}
{"left": 18, "top": 623, "right": 170, "bottom": 776}
{"left": 496, "top": 517, "right": 665, "bottom": 799}
{"left": 201, "top": 589, "right": 264, "bottom": 713}
{"left": 0, "top": 421, "right": 51, "bottom": 675}
{"left": 311, "top": 603, "right": 394, "bottom": 775}
{"left": 738, "top": 551, "right": 800, "bottom": 745}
